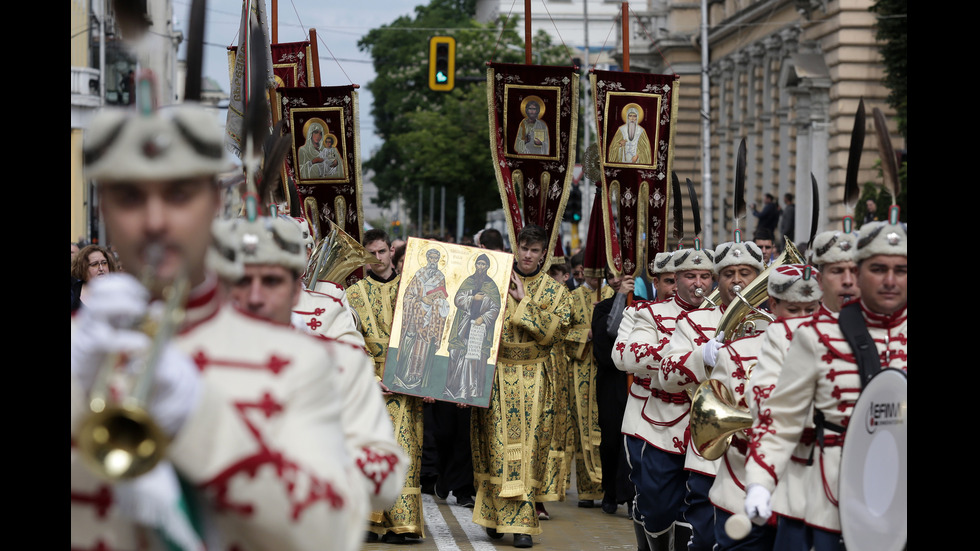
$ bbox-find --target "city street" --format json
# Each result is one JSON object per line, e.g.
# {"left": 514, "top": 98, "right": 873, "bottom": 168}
{"left": 364, "top": 488, "right": 638, "bottom": 551}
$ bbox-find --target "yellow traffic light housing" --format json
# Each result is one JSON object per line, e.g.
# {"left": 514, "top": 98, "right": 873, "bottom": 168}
{"left": 428, "top": 36, "right": 455, "bottom": 92}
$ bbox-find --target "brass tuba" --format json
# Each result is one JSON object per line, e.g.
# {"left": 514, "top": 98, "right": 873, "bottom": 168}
{"left": 303, "top": 197, "right": 381, "bottom": 290}
{"left": 715, "top": 239, "right": 804, "bottom": 341}
{"left": 76, "top": 249, "right": 189, "bottom": 480}
{"left": 689, "top": 378, "right": 754, "bottom": 461}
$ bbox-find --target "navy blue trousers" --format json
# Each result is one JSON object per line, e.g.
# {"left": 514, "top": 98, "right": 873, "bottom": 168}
{"left": 684, "top": 472, "right": 716, "bottom": 551}
{"left": 625, "top": 436, "right": 687, "bottom": 534}
{"left": 714, "top": 508, "right": 776, "bottom": 551}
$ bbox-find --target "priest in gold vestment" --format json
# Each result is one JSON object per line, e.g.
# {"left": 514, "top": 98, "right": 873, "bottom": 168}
{"left": 564, "top": 277, "right": 613, "bottom": 506}
{"left": 471, "top": 225, "right": 570, "bottom": 549}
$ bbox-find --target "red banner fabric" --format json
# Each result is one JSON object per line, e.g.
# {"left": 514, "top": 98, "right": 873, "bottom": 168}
{"left": 591, "top": 71, "right": 679, "bottom": 279}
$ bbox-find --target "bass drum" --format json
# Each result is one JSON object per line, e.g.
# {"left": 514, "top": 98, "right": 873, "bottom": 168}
{"left": 838, "top": 368, "right": 907, "bottom": 551}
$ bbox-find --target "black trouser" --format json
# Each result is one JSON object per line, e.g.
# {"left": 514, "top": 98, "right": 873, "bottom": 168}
{"left": 431, "top": 401, "right": 475, "bottom": 498}
{"left": 596, "top": 371, "right": 633, "bottom": 504}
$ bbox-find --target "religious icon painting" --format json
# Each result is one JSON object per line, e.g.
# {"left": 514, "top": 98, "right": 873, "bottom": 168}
{"left": 383, "top": 238, "right": 513, "bottom": 408}
{"left": 602, "top": 93, "right": 661, "bottom": 169}
{"left": 278, "top": 85, "right": 364, "bottom": 258}
{"left": 289, "top": 107, "right": 349, "bottom": 183}
{"left": 503, "top": 85, "right": 561, "bottom": 161}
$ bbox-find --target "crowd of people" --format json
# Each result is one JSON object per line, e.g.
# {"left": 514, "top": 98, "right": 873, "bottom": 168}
{"left": 324, "top": 208, "right": 905, "bottom": 551}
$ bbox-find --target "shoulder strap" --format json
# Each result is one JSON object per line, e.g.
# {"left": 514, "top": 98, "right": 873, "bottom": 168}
{"left": 837, "top": 302, "right": 881, "bottom": 389}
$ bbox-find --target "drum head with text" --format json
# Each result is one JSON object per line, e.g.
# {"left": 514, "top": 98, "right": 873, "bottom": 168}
{"left": 839, "top": 368, "right": 907, "bottom": 551}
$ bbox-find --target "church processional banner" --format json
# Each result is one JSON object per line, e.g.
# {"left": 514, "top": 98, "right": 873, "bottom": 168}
{"left": 383, "top": 238, "right": 514, "bottom": 409}
{"left": 228, "top": 40, "right": 312, "bottom": 89}
{"left": 271, "top": 41, "right": 313, "bottom": 88}
{"left": 278, "top": 85, "right": 364, "bottom": 284}
{"left": 591, "top": 71, "right": 679, "bottom": 279}
{"left": 487, "top": 63, "right": 579, "bottom": 267}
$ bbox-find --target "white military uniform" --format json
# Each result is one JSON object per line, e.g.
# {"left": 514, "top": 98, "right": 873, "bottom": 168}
{"left": 292, "top": 291, "right": 408, "bottom": 512}
{"left": 293, "top": 285, "right": 364, "bottom": 347}
{"left": 744, "top": 302, "right": 908, "bottom": 533}
{"left": 661, "top": 306, "right": 724, "bottom": 477}
{"left": 612, "top": 301, "right": 653, "bottom": 444}
{"left": 71, "top": 278, "right": 371, "bottom": 551}
{"left": 705, "top": 330, "right": 765, "bottom": 515}
{"left": 747, "top": 314, "right": 820, "bottom": 522}
{"left": 617, "top": 295, "right": 700, "bottom": 454}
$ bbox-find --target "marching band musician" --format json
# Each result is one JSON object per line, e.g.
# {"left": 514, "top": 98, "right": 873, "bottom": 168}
{"left": 614, "top": 247, "right": 712, "bottom": 551}
{"left": 285, "top": 216, "right": 365, "bottom": 346}
{"left": 660, "top": 238, "right": 765, "bottom": 551}
{"left": 211, "top": 215, "right": 407, "bottom": 514}
{"left": 706, "top": 264, "right": 821, "bottom": 550}
{"left": 344, "top": 229, "right": 425, "bottom": 544}
{"left": 743, "top": 214, "right": 907, "bottom": 551}
{"left": 71, "top": 101, "right": 367, "bottom": 551}
{"left": 750, "top": 228, "right": 860, "bottom": 550}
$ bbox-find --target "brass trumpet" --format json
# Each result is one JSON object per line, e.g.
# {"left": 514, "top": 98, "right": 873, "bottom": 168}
{"left": 689, "top": 378, "right": 753, "bottom": 461}
{"left": 76, "top": 250, "right": 189, "bottom": 481}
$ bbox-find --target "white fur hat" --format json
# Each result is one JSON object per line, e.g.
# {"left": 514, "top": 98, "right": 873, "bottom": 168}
{"left": 713, "top": 240, "right": 764, "bottom": 274}
{"left": 856, "top": 211, "right": 907, "bottom": 262}
{"left": 287, "top": 216, "right": 315, "bottom": 249}
{"left": 812, "top": 230, "right": 859, "bottom": 267}
{"left": 85, "top": 104, "right": 230, "bottom": 182}
{"left": 768, "top": 264, "right": 823, "bottom": 303}
{"left": 668, "top": 241, "right": 715, "bottom": 273}
{"left": 652, "top": 252, "right": 675, "bottom": 275}
{"left": 209, "top": 217, "right": 307, "bottom": 281}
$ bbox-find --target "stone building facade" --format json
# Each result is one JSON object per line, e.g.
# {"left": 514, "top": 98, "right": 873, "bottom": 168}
{"left": 614, "top": 0, "right": 902, "bottom": 247}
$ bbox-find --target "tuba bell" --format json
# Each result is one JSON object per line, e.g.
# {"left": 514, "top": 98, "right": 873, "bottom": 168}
{"left": 303, "top": 197, "right": 381, "bottom": 290}
{"left": 689, "top": 378, "right": 754, "bottom": 461}
{"left": 715, "top": 238, "right": 804, "bottom": 341}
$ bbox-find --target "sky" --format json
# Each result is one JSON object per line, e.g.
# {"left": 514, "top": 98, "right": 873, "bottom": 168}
{"left": 175, "top": 0, "right": 424, "bottom": 155}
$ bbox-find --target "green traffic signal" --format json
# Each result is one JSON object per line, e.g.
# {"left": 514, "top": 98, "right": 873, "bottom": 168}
{"left": 565, "top": 185, "right": 583, "bottom": 223}
{"left": 428, "top": 37, "right": 455, "bottom": 91}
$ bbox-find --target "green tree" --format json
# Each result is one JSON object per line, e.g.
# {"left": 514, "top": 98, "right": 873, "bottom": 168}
{"left": 870, "top": 0, "right": 907, "bottom": 139}
{"left": 358, "top": 0, "right": 567, "bottom": 235}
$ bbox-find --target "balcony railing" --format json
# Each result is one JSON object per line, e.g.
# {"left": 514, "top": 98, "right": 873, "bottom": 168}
{"left": 71, "top": 66, "right": 101, "bottom": 108}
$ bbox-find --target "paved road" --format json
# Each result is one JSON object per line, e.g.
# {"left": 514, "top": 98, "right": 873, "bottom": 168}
{"left": 363, "top": 490, "right": 638, "bottom": 551}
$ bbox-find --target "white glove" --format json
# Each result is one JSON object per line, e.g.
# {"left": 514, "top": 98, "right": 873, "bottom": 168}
{"left": 701, "top": 332, "right": 725, "bottom": 367}
{"left": 84, "top": 273, "right": 151, "bottom": 327}
{"left": 116, "top": 462, "right": 205, "bottom": 551}
{"left": 71, "top": 273, "right": 201, "bottom": 437}
{"left": 291, "top": 311, "right": 311, "bottom": 334}
{"left": 71, "top": 274, "right": 152, "bottom": 391}
{"left": 744, "top": 484, "right": 772, "bottom": 526}
{"left": 148, "top": 344, "right": 202, "bottom": 436}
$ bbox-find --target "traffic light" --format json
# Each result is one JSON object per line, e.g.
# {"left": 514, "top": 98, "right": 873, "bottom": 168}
{"left": 428, "top": 36, "right": 455, "bottom": 92}
{"left": 565, "top": 185, "right": 582, "bottom": 223}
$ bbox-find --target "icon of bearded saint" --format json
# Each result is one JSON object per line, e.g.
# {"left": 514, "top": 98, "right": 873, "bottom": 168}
{"left": 444, "top": 253, "right": 501, "bottom": 401}
{"left": 608, "top": 105, "right": 652, "bottom": 165}
{"left": 394, "top": 249, "right": 450, "bottom": 390}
